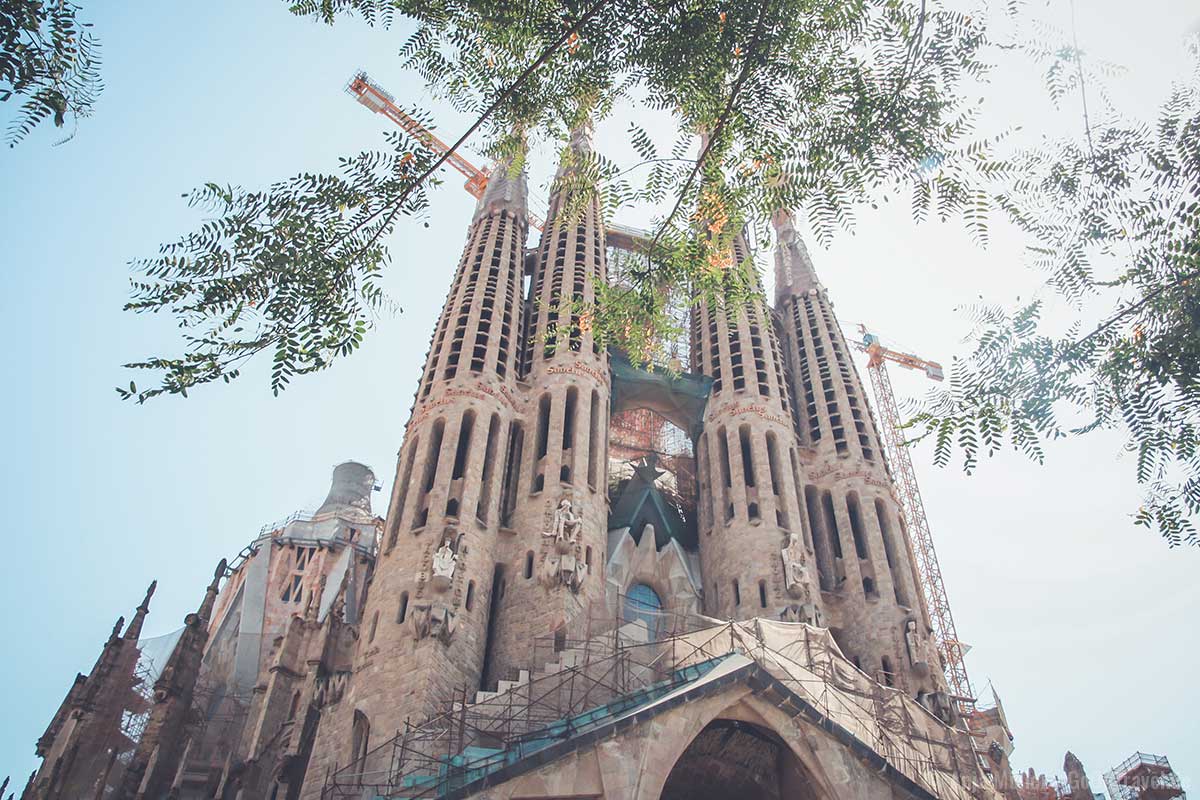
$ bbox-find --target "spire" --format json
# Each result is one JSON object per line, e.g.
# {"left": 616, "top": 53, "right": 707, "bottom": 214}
{"left": 568, "top": 117, "right": 594, "bottom": 155}
{"left": 195, "top": 559, "right": 226, "bottom": 624}
{"left": 554, "top": 117, "right": 594, "bottom": 180}
{"left": 1064, "top": 752, "right": 1093, "bottom": 800}
{"left": 771, "top": 209, "right": 820, "bottom": 302}
{"left": 117, "top": 558, "right": 228, "bottom": 800}
{"left": 473, "top": 140, "right": 528, "bottom": 224}
{"left": 123, "top": 581, "right": 157, "bottom": 642}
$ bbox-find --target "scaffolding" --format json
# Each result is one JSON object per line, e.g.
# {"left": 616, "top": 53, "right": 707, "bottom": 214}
{"left": 1105, "top": 754, "right": 1187, "bottom": 800}
{"left": 320, "top": 601, "right": 994, "bottom": 800}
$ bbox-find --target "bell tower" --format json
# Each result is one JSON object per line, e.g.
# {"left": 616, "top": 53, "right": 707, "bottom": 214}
{"left": 485, "top": 122, "right": 611, "bottom": 686}
{"left": 690, "top": 225, "right": 824, "bottom": 626}
{"left": 312, "top": 157, "right": 531, "bottom": 768}
{"left": 772, "top": 209, "right": 949, "bottom": 703}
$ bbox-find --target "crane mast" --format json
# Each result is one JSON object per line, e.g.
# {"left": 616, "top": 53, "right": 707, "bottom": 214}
{"left": 857, "top": 327, "right": 975, "bottom": 714}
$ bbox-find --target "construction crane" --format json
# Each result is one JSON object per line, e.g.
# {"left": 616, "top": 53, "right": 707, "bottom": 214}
{"left": 347, "top": 72, "right": 554, "bottom": 230}
{"left": 855, "top": 325, "right": 976, "bottom": 714}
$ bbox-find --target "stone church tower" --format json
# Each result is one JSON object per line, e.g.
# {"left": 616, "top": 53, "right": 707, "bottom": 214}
{"left": 771, "top": 208, "right": 948, "bottom": 701}
{"left": 23, "top": 130, "right": 1010, "bottom": 800}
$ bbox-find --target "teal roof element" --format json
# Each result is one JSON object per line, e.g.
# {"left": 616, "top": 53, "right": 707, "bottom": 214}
{"left": 608, "top": 456, "right": 694, "bottom": 550}
{"left": 384, "top": 654, "right": 735, "bottom": 799}
{"left": 609, "top": 350, "right": 712, "bottom": 437}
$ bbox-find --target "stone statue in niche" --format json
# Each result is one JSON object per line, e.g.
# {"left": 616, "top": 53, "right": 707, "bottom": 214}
{"left": 411, "top": 602, "right": 456, "bottom": 644}
{"left": 903, "top": 619, "right": 931, "bottom": 679}
{"left": 430, "top": 536, "right": 457, "bottom": 591}
{"left": 540, "top": 497, "right": 587, "bottom": 593}
{"left": 544, "top": 499, "right": 583, "bottom": 552}
{"left": 780, "top": 533, "right": 811, "bottom": 600}
{"left": 920, "top": 690, "right": 956, "bottom": 725}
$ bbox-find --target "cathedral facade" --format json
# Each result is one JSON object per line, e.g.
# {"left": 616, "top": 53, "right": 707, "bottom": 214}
{"left": 22, "top": 126, "right": 1015, "bottom": 800}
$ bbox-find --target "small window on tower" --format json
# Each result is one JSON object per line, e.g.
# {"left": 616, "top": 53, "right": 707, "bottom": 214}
{"left": 288, "top": 691, "right": 301, "bottom": 721}
{"left": 281, "top": 574, "right": 304, "bottom": 604}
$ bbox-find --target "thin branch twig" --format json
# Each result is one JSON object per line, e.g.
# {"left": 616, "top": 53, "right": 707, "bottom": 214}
{"left": 346, "top": 0, "right": 617, "bottom": 267}
{"left": 644, "top": 0, "right": 774, "bottom": 271}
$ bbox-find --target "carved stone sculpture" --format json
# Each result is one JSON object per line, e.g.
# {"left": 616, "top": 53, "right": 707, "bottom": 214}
{"left": 411, "top": 602, "right": 456, "bottom": 644}
{"left": 313, "top": 671, "right": 349, "bottom": 708}
{"left": 781, "top": 602, "right": 824, "bottom": 628}
{"left": 544, "top": 499, "right": 582, "bottom": 552}
{"left": 903, "top": 619, "right": 931, "bottom": 679}
{"left": 431, "top": 538, "right": 457, "bottom": 592}
{"left": 539, "top": 498, "right": 587, "bottom": 593}
{"left": 780, "top": 536, "right": 812, "bottom": 600}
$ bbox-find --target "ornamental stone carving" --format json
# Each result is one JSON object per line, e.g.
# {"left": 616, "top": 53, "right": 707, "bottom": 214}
{"left": 431, "top": 537, "right": 457, "bottom": 592}
{"left": 780, "top": 533, "right": 812, "bottom": 601}
{"left": 411, "top": 602, "right": 456, "bottom": 644}
{"left": 904, "top": 618, "right": 931, "bottom": 679}
{"left": 780, "top": 602, "right": 824, "bottom": 628}
{"left": 540, "top": 498, "right": 587, "bottom": 593}
{"left": 918, "top": 689, "right": 956, "bottom": 726}
{"left": 544, "top": 499, "right": 582, "bottom": 553}
{"left": 313, "top": 671, "right": 349, "bottom": 708}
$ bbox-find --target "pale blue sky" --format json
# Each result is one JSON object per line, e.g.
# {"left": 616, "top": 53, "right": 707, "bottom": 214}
{"left": 1, "top": 0, "right": 1197, "bottom": 792}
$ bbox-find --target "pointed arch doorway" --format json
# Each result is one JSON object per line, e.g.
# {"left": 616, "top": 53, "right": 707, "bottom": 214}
{"left": 659, "top": 719, "right": 823, "bottom": 800}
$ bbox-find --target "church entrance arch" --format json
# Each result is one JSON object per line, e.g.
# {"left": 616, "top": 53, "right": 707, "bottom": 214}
{"left": 659, "top": 718, "right": 823, "bottom": 800}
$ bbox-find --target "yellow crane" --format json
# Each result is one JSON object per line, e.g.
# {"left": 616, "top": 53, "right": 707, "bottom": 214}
{"left": 856, "top": 325, "right": 976, "bottom": 713}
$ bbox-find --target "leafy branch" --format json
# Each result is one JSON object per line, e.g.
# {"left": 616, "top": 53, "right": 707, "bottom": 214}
{"left": 1, "top": 0, "right": 102, "bottom": 146}
{"left": 125, "top": 0, "right": 992, "bottom": 400}
{"left": 913, "top": 37, "right": 1200, "bottom": 546}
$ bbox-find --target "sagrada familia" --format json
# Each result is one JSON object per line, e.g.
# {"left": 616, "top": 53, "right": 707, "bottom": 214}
{"left": 19, "top": 124, "right": 1031, "bottom": 800}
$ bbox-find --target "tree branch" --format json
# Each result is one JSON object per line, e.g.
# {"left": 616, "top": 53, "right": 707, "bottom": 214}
{"left": 345, "top": 0, "right": 617, "bottom": 267}
{"left": 644, "top": 0, "right": 774, "bottom": 271}
{"left": 1065, "top": 268, "right": 1200, "bottom": 356}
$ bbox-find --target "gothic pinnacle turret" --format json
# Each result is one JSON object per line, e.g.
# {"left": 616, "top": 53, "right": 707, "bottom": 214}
{"left": 121, "top": 581, "right": 156, "bottom": 643}
{"left": 115, "top": 560, "right": 226, "bottom": 800}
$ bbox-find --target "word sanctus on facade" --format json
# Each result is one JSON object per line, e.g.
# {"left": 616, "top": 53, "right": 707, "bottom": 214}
{"left": 21, "top": 125, "right": 1018, "bottom": 800}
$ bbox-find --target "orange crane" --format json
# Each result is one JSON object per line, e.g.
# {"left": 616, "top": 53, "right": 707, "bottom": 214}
{"left": 347, "top": 71, "right": 551, "bottom": 230}
{"left": 855, "top": 325, "right": 976, "bottom": 714}
{"left": 347, "top": 71, "right": 660, "bottom": 251}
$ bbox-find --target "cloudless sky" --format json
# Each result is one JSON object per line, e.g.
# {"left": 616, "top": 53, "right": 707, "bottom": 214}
{"left": 1, "top": 0, "right": 1197, "bottom": 792}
